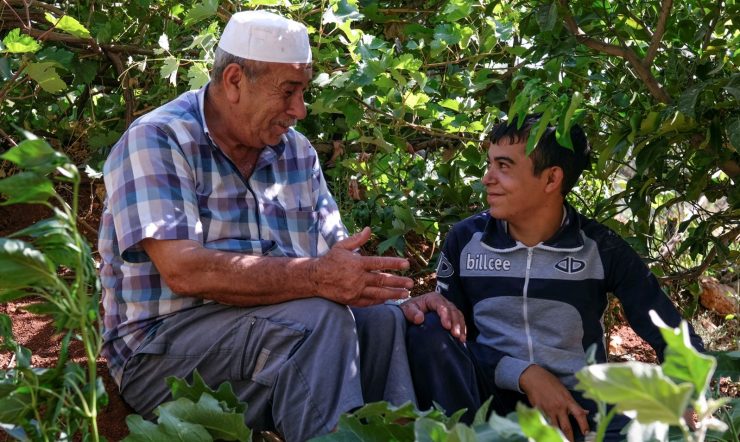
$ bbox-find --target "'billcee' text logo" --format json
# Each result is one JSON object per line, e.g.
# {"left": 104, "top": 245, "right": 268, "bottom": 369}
{"left": 466, "top": 253, "right": 511, "bottom": 271}
{"left": 555, "top": 256, "right": 586, "bottom": 274}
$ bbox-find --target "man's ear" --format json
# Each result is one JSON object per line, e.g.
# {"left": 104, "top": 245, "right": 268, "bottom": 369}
{"left": 544, "top": 166, "right": 564, "bottom": 194}
{"left": 221, "top": 63, "right": 244, "bottom": 103}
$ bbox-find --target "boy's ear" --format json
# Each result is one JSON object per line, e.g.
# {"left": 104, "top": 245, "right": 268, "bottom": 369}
{"left": 544, "top": 166, "right": 564, "bottom": 194}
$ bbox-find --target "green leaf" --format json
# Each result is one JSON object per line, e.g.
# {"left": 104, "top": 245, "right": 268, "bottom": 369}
{"left": 439, "top": 98, "right": 461, "bottom": 112}
{"left": 677, "top": 83, "right": 704, "bottom": 119}
{"left": 348, "top": 401, "right": 401, "bottom": 422}
{"left": 323, "top": 0, "right": 363, "bottom": 25}
{"left": 1, "top": 139, "right": 68, "bottom": 173}
{"left": 392, "top": 54, "right": 423, "bottom": 71}
{"left": 0, "top": 239, "right": 56, "bottom": 291}
{"left": 728, "top": 118, "right": 740, "bottom": 153}
{"left": 516, "top": 403, "right": 566, "bottom": 441}
{"left": 2, "top": 29, "right": 41, "bottom": 53}
{"left": 414, "top": 417, "right": 451, "bottom": 441}
{"left": 166, "top": 370, "right": 246, "bottom": 414}
{"left": 44, "top": 13, "right": 91, "bottom": 38}
{"left": 0, "top": 171, "right": 55, "bottom": 206}
{"left": 575, "top": 361, "right": 693, "bottom": 425}
{"left": 37, "top": 46, "right": 74, "bottom": 67}
{"left": 477, "top": 412, "right": 527, "bottom": 441}
{"left": 311, "top": 402, "right": 417, "bottom": 442}
{"left": 184, "top": 0, "right": 218, "bottom": 27}
{"left": 26, "top": 62, "right": 67, "bottom": 93}
{"left": 160, "top": 56, "right": 179, "bottom": 85}
{"left": 187, "top": 63, "right": 210, "bottom": 90}
{"left": 708, "top": 350, "right": 740, "bottom": 379}
{"left": 650, "top": 313, "right": 716, "bottom": 399}
{"left": 377, "top": 234, "right": 404, "bottom": 255}
{"left": 472, "top": 398, "right": 492, "bottom": 426}
{"left": 526, "top": 107, "right": 552, "bottom": 155}
{"left": 0, "top": 392, "right": 31, "bottom": 422}
{"left": 10, "top": 218, "right": 81, "bottom": 269}
{"left": 537, "top": 3, "right": 559, "bottom": 32}
{"left": 158, "top": 395, "right": 251, "bottom": 441}
{"left": 556, "top": 91, "right": 582, "bottom": 150}
{"left": 124, "top": 411, "right": 213, "bottom": 442}
{"left": 442, "top": 0, "right": 474, "bottom": 22}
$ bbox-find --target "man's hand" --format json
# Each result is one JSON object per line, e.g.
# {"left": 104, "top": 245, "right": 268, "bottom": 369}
{"left": 399, "top": 292, "right": 467, "bottom": 342}
{"left": 519, "top": 365, "right": 589, "bottom": 442}
{"left": 311, "top": 227, "right": 414, "bottom": 306}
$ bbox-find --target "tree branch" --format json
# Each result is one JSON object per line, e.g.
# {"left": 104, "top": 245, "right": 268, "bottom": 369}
{"left": 644, "top": 0, "right": 672, "bottom": 66}
{"left": 19, "top": 28, "right": 157, "bottom": 56}
{"left": 660, "top": 224, "right": 740, "bottom": 283}
{"left": 558, "top": 0, "right": 672, "bottom": 104}
{"left": 5, "top": 0, "right": 64, "bottom": 16}
{"left": 105, "top": 51, "right": 135, "bottom": 127}
{"left": 0, "top": 127, "right": 17, "bottom": 149}
{"left": 702, "top": 1, "right": 723, "bottom": 52}
{"left": 352, "top": 97, "right": 479, "bottom": 143}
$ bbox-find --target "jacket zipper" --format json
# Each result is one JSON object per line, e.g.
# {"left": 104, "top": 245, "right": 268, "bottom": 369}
{"left": 523, "top": 248, "right": 535, "bottom": 363}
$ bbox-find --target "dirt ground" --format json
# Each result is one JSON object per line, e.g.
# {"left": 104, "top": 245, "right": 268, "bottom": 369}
{"left": 0, "top": 185, "right": 737, "bottom": 441}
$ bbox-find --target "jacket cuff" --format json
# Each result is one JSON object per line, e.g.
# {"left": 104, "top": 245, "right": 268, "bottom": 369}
{"left": 495, "top": 356, "right": 534, "bottom": 393}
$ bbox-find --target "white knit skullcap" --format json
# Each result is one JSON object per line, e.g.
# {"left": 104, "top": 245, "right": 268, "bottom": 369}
{"left": 218, "top": 10, "right": 311, "bottom": 64}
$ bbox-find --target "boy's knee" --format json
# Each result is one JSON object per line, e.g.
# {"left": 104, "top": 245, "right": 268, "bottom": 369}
{"left": 407, "top": 312, "right": 457, "bottom": 355}
{"left": 408, "top": 312, "right": 446, "bottom": 339}
{"left": 354, "top": 303, "right": 405, "bottom": 330}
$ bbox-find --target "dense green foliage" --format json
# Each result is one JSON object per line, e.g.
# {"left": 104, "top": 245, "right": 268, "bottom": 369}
{"left": 1, "top": 0, "right": 737, "bottom": 288}
{"left": 0, "top": 0, "right": 738, "bottom": 440}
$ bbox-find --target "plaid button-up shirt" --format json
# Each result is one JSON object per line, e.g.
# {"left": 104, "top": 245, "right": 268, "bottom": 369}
{"left": 98, "top": 85, "right": 347, "bottom": 385}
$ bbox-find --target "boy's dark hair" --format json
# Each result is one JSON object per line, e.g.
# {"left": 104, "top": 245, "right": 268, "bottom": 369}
{"left": 490, "top": 114, "right": 591, "bottom": 196}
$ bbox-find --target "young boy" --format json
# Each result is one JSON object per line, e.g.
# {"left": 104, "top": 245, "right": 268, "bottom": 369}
{"left": 401, "top": 114, "right": 704, "bottom": 441}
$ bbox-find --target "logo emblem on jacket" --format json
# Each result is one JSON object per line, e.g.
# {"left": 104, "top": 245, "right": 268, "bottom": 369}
{"left": 436, "top": 253, "right": 454, "bottom": 278}
{"left": 555, "top": 256, "right": 586, "bottom": 274}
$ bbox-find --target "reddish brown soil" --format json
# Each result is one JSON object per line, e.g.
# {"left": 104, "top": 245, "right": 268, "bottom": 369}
{"left": 0, "top": 182, "right": 131, "bottom": 441}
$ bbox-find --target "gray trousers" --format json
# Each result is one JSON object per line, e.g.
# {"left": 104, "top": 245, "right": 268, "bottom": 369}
{"left": 119, "top": 298, "right": 416, "bottom": 441}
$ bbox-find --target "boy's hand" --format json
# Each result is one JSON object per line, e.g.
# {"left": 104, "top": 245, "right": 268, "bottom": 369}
{"left": 400, "top": 292, "right": 467, "bottom": 342}
{"left": 519, "top": 365, "right": 589, "bottom": 442}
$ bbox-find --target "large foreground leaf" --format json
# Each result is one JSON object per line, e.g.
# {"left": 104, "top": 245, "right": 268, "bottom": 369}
{"left": 158, "top": 395, "right": 251, "bottom": 441}
{"left": 576, "top": 362, "right": 693, "bottom": 425}
{"left": 0, "top": 239, "right": 56, "bottom": 291}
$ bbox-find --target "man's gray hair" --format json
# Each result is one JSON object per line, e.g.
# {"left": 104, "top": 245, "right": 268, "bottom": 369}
{"left": 210, "top": 47, "right": 270, "bottom": 84}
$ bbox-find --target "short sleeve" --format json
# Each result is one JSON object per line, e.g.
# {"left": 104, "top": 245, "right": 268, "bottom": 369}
{"left": 103, "top": 124, "right": 203, "bottom": 261}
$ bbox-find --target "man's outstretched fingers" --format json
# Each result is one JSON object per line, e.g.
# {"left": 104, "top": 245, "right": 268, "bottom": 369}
{"left": 373, "top": 272, "right": 413, "bottom": 290}
{"left": 362, "top": 255, "right": 411, "bottom": 272}
{"left": 334, "top": 227, "right": 372, "bottom": 251}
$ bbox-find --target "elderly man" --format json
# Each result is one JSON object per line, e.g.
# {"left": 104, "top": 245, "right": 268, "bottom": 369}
{"left": 99, "top": 11, "right": 415, "bottom": 441}
{"left": 402, "top": 115, "right": 704, "bottom": 441}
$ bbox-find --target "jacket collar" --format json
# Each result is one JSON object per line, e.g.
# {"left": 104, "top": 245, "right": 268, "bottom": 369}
{"left": 480, "top": 203, "right": 584, "bottom": 252}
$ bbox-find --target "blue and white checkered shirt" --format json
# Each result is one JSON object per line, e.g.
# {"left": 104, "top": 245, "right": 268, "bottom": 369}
{"left": 98, "top": 84, "right": 347, "bottom": 385}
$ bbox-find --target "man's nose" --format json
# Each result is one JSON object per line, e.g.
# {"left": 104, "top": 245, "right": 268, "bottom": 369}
{"left": 287, "top": 93, "right": 307, "bottom": 120}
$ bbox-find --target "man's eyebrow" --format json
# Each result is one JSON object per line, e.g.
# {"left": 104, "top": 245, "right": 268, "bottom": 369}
{"left": 491, "top": 155, "right": 515, "bottom": 164}
{"left": 282, "top": 80, "right": 308, "bottom": 87}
